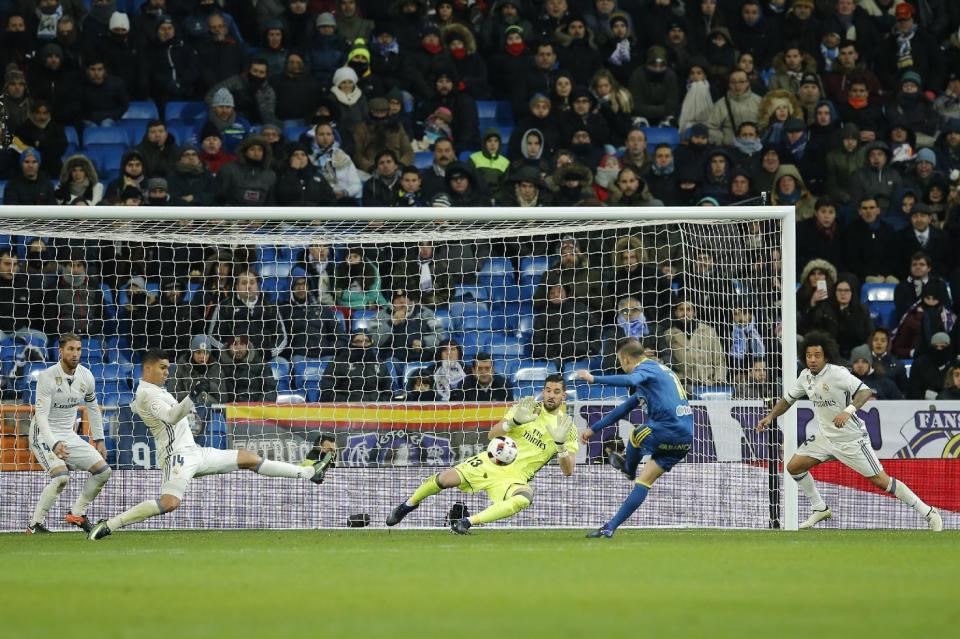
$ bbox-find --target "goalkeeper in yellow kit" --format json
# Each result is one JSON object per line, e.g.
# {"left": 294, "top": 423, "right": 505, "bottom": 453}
{"left": 386, "top": 374, "right": 578, "bottom": 533}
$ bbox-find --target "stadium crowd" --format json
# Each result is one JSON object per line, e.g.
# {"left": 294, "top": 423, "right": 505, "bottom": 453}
{"left": 2, "top": 0, "right": 960, "bottom": 403}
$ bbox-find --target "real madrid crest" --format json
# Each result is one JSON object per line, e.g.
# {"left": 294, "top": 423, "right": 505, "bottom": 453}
{"left": 55, "top": 376, "right": 62, "bottom": 386}
{"left": 822, "top": 383, "right": 829, "bottom": 391}
{"left": 78, "top": 383, "right": 86, "bottom": 393}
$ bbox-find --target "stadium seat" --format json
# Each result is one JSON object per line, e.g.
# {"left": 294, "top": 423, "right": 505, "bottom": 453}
{"left": 516, "top": 313, "right": 535, "bottom": 340}
{"left": 0, "top": 337, "right": 17, "bottom": 376}
{"left": 259, "top": 261, "right": 294, "bottom": 278}
{"left": 84, "top": 145, "right": 126, "bottom": 176}
{"left": 82, "top": 127, "right": 129, "bottom": 147}
{"left": 459, "top": 330, "right": 491, "bottom": 361}
{"left": 490, "top": 301, "right": 526, "bottom": 332}
{"left": 90, "top": 363, "right": 134, "bottom": 406}
{"left": 293, "top": 358, "right": 330, "bottom": 401}
{"left": 351, "top": 309, "right": 377, "bottom": 332}
{"left": 432, "top": 308, "right": 451, "bottom": 333}
{"left": 164, "top": 100, "right": 206, "bottom": 122}
{"left": 495, "top": 101, "right": 514, "bottom": 125}
{"left": 118, "top": 119, "right": 149, "bottom": 145}
{"left": 477, "top": 100, "right": 499, "bottom": 120}
{"left": 332, "top": 309, "right": 347, "bottom": 335}
{"left": 512, "top": 361, "right": 558, "bottom": 399}
{"left": 414, "top": 151, "right": 433, "bottom": 168}
{"left": 64, "top": 126, "right": 79, "bottom": 155}
{"left": 166, "top": 121, "right": 196, "bottom": 146}
{"left": 448, "top": 300, "right": 488, "bottom": 328}
{"left": 453, "top": 284, "right": 489, "bottom": 301}
{"left": 487, "top": 334, "right": 524, "bottom": 360}
{"left": 283, "top": 123, "right": 308, "bottom": 141}
{"left": 862, "top": 283, "right": 897, "bottom": 328}
{"left": 122, "top": 100, "right": 159, "bottom": 120}
{"left": 269, "top": 357, "right": 292, "bottom": 394}
{"left": 641, "top": 126, "right": 680, "bottom": 148}
{"left": 261, "top": 276, "right": 290, "bottom": 303}
{"left": 586, "top": 383, "right": 629, "bottom": 400}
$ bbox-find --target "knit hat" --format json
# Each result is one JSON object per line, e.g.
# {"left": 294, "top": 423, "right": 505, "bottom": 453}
{"left": 915, "top": 148, "right": 937, "bottom": 166}
{"left": 697, "top": 196, "right": 720, "bottom": 206}
{"left": 800, "top": 73, "right": 819, "bottom": 87}
{"left": 432, "top": 106, "right": 453, "bottom": 124}
{"left": 646, "top": 46, "right": 667, "bottom": 65}
{"left": 689, "top": 123, "right": 709, "bottom": 139}
{"left": 210, "top": 87, "right": 234, "bottom": 108}
{"left": 40, "top": 42, "right": 63, "bottom": 59}
{"left": 347, "top": 38, "right": 371, "bottom": 62}
{"left": 419, "top": 24, "right": 441, "bottom": 39}
{"left": 529, "top": 93, "right": 550, "bottom": 108}
{"left": 901, "top": 70, "right": 922, "bottom": 87}
{"left": 200, "top": 121, "right": 222, "bottom": 142}
{"left": 146, "top": 177, "right": 168, "bottom": 191}
{"left": 931, "top": 332, "right": 951, "bottom": 346}
{"left": 120, "top": 185, "right": 143, "bottom": 201}
{"left": 126, "top": 276, "right": 147, "bottom": 290}
{"left": 315, "top": 12, "right": 336, "bottom": 28}
{"left": 850, "top": 344, "right": 873, "bottom": 365}
{"left": 20, "top": 147, "right": 41, "bottom": 166}
{"left": 430, "top": 192, "right": 452, "bottom": 207}
{"left": 483, "top": 128, "right": 502, "bottom": 142}
{"left": 784, "top": 117, "right": 806, "bottom": 133}
{"left": 840, "top": 122, "right": 861, "bottom": 139}
{"left": 109, "top": 12, "right": 130, "bottom": 31}
{"left": 332, "top": 66, "right": 358, "bottom": 88}
{"left": 191, "top": 335, "right": 212, "bottom": 352}
{"left": 368, "top": 97, "right": 389, "bottom": 113}
{"left": 505, "top": 24, "right": 524, "bottom": 37}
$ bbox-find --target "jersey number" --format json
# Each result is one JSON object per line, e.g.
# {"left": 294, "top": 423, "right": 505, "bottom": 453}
{"left": 172, "top": 454, "right": 185, "bottom": 467}
{"left": 660, "top": 366, "right": 688, "bottom": 400}
{"left": 467, "top": 456, "right": 484, "bottom": 468}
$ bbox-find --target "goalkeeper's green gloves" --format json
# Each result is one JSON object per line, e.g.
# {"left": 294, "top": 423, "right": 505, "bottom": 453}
{"left": 504, "top": 396, "right": 539, "bottom": 432}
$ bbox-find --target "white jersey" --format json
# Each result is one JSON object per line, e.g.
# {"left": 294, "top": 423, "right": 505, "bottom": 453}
{"left": 784, "top": 363, "right": 867, "bottom": 443}
{"left": 130, "top": 380, "right": 198, "bottom": 466}
{"left": 32, "top": 362, "right": 104, "bottom": 448}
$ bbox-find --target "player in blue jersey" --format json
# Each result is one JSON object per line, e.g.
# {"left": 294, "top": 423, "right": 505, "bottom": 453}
{"left": 575, "top": 338, "right": 694, "bottom": 538}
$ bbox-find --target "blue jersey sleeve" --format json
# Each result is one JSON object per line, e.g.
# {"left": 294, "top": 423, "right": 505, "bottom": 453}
{"left": 591, "top": 393, "right": 641, "bottom": 432}
{"left": 593, "top": 368, "right": 652, "bottom": 388}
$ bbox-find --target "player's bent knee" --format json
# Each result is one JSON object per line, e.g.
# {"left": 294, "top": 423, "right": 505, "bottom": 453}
{"left": 158, "top": 495, "right": 181, "bottom": 513}
{"left": 512, "top": 486, "right": 534, "bottom": 507}
{"left": 51, "top": 473, "right": 69, "bottom": 492}
{"left": 437, "top": 469, "right": 461, "bottom": 489}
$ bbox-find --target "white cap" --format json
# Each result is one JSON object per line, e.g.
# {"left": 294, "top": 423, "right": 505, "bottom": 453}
{"left": 109, "top": 12, "right": 130, "bottom": 32}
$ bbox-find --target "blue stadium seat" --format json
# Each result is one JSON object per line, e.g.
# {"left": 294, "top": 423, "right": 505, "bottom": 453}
{"left": 122, "top": 100, "right": 159, "bottom": 120}
{"left": 167, "top": 121, "right": 196, "bottom": 146}
{"left": 0, "top": 182, "right": 5, "bottom": 204}
{"left": 82, "top": 127, "right": 129, "bottom": 147}
{"left": 641, "top": 126, "right": 680, "bottom": 148}
{"left": 477, "top": 100, "right": 499, "bottom": 120}
{"left": 269, "top": 357, "right": 292, "bottom": 394}
{"left": 488, "top": 334, "right": 524, "bottom": 359}
{"left": 85, "top": 145, "right": 126, "bottom": 176}
{"left": 332, "top": 309, "right": 347, "bottom": 335}
{"left": 259, "top": 261, "right": 294, "bottom": 278}
{"left": 490, "top": 301, "right": 528, "bottom": 332}
{"left": 459, "top": 330, "right": 491, "bottom": 361}
{"left": 414, "top": 151, "right": 433, "bottom": 168}
{"left": 516, "top": 313, "right": 535, "bottom": 339}
{"left": 261, "top": 276, "right": 290, "bottom": 303}
{"left": 495, "top": 101, "right": 514, "bottom": 125}
{"left": 164, "top": 101, "right": 206, "bottom": 121}
{"left": 351, "top": 309, "right": 377, "bottom": 332}
{"left": 433, "top": 308, "right": 452, "bottom": 333}
{"left": 118, "top": 119, "right": 149, "bottom": 145}
{"left": 453, "top": 284, "right": 489, "bottom": 301}
{"left": 15, "top": 362, "right": 47, "bottom": 404}
{"left": 90, "top": 363, "right": 134, "bottom": 406}
{"left": 64, "top": 126, "right": 79, "bottom": 155}
{"left": 512, "top": 361, "right": 558, "bottom": 399}
{"left": 292, "top": 358, "right": 330, "bottom": 401}
{"left": 0, "top": 337, "right": 17, "bottom": 376}
{"left": 104, "top": 335, "right": 134, "bottom": 365}
{"left": 283, "top": 123, "right": 308, "bottom": 141}
{"left": 458, "top": 150, "right": 474, "bottom": 162}
{"left": 862, "top": 283, "right": 897, "bottom": 328}
{"left": 586, "top": 383, "right": 629, "bottom": 400}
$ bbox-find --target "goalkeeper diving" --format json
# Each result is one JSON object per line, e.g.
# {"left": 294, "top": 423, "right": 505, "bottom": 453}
{"left": 386, "top": 374, "right": 578, "bottom": 534}
{"left": 575, "top": 338, "right": 693, "bottom": 538}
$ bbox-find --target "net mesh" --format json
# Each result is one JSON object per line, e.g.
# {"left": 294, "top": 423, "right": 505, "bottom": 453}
{"left": 0, "top": 210, "right": 813, "bottom": 530}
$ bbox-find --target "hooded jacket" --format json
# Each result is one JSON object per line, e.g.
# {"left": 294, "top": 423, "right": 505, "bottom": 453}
{"left": 770, "top": 164, "right": 816, "bottom": 221}
{"left": 55, "top": 154, "right": 103, "bottom": 205}
{"left": 849, "top": 141, "right": 903, "bottom": 211}
{"left": 825, "top": 122, "right": 866, "bottom": 204}
{"left": 217, "top": 134, "right": 277, "bottom": 206}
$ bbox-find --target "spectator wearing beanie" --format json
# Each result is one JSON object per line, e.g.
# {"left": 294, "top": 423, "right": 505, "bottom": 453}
{"left": 469, "top": 128, "right": 510, "bottom": 199}
{"left": 934, "top": 73, "right": 960, "bottom": 122}
{"left": 849, "top": 141, "right": 902, "bottom": 212}
{"left": 508, "top": 93, "right": 561, "bottom": 161}
{"left": 934, "top": 117, "right": 960, "bottom": 174}
{"left": 3, "top": 147, "right": 56, "bottom": 205}
{"left": 628, "top": 45, "right": 679, "bottom": 129}
{"left": 206, "top": 58, "right": 280, "bottom": 126}
{"left": 144, "top": 176, "right": 171, "bottom": 206}
{"left": 257, "top": 19, "right": 288, "bottom": 77}
{"left": 2, "top": 66, "right": 30, "bottom": 130}
{"left": 883, "top": 71, "right": 940, "bottom": 147}
{"left": 908, "top": 332, "right": 958, "bottom": 399}
{"left": 197, "top": 87, "right": 250, "bottom": 153}
{"left": 783, "top": 0, "right": 820, "bottom": 56}
{"left": 353, "top": 96, "right": 414, "bottom": 172}
{"left": 146, "top": 15, "right": 200, "bottom": 104}
{"left": 878, "top": 3, "right": 941, "bottom": 93}
{"left": 559, "top": 86, "right": 611, "bottom": 148}
{"left": 330, "top": 66, "right": 367, "bottom": 131}
{"left": 94, "top": 12, "right": 145, "bottom": 100}
{"left": 306, "top": 12, "right": 348, "bottom": 89}
{"left": 197, "top": 123, "right": 236, "bottom": 176}
{"left": 168, "top": 144, "right": 218, "bottom": 205}
{"left": 443, "top": 161, "right": 491, "bottom": 207}
{"left": 411, "top": 24, "right": 455, "bottom": 88}
{"left": 849, "top": 345, "right": 903, "bottom": 400}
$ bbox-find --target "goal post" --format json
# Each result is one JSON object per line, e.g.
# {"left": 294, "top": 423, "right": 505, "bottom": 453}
{"left": 0, "top": 205, "right": 797, "bottom": 531}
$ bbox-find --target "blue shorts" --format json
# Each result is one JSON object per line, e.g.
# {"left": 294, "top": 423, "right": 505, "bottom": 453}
{"left": 627, "top": 422, "right": 692, "bottom": 473}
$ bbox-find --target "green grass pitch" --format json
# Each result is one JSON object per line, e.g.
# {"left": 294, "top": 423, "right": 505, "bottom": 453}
{"left": 2, "top": 529, "right": 957, "bottom": 639}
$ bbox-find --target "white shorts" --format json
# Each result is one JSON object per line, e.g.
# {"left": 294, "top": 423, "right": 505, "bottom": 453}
{"left": 796, "top": 434, "right": 885, "bottom": 478}
{"left": 29, "top": 428, "right": 104, "bottom": 473}
{"left": 161, "top": 447, "right": 240, "bottom": 500}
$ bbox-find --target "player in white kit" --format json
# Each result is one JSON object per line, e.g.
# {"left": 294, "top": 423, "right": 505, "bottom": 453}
{"left": 88, "top": 348, "right": 334, "bottom": 540}
{"left": 758, "top": 332, "right": 943, "bottom": 530}
{"left": 27, "top": 333, "right": 112, "bottom": 534}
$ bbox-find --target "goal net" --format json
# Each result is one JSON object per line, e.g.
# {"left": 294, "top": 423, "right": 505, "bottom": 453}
{"left": 0, "top": 207, "right": 801, "bottom": 531}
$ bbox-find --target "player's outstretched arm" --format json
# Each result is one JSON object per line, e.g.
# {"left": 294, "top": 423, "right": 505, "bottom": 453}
{"left": 756, "top": 398, "right": 793, "bottom": 431}
{"left": 585, "top": 393, "right": 641, "bottom": 442}
{"left": 589, "top": 369, "right": 650, "bottom": 388}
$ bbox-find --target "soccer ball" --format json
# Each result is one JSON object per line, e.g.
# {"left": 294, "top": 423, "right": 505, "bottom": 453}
{"left": 486, "top": 436, "right": 518, "bottom": 466}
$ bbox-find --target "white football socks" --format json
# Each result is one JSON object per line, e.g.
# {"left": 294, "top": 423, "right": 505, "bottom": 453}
{"left": 255, "top": 459, "right": 312, "bottom": 479}
{"left": 31, "top": 472, "right": 69, "bottom": 526}
{"left": 71, "top": 467, "right": 112, "bottom": 516}
{"left": 792, "top": 471, "right": 827, "bottom": 511}
{"left": 887, "top": 478, "right": 931, "bottom": 515}
{"left": 107, "top": 499, "right": 163, "bottom": 531}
